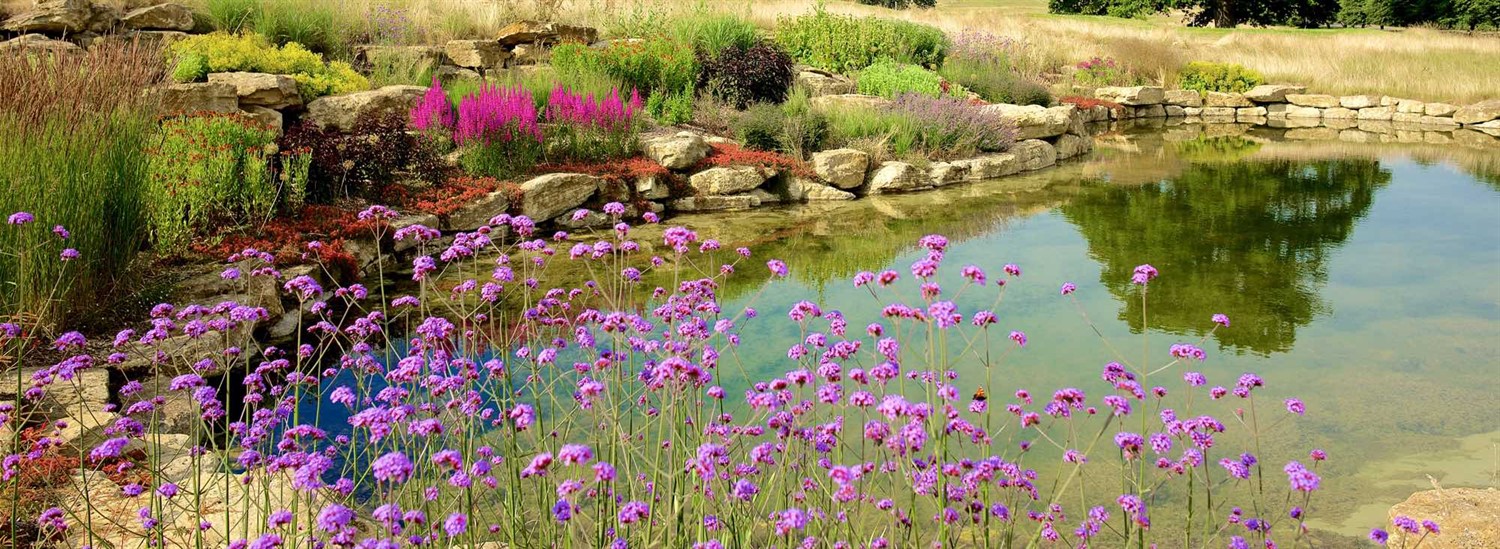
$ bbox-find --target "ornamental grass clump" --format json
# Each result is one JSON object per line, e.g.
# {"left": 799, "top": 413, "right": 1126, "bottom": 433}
{"left": 0, "top": 44, "right": 165, "bottom": 327}
{"left": 938, "top": 31, "right": 1053, "bottom": 106}
{"left": 1, "top": 204, "right": 1422, "bottom": 548}
{"left": 775, "top": 8, "right": 948, "bottom": 73}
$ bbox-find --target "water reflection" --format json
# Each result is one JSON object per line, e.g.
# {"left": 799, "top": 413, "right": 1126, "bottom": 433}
{"left": 1059, "top": 158, "right": 1391, "bottom": 355}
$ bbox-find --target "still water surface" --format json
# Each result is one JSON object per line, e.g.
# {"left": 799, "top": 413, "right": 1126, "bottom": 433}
{"left": 315, "top": 134, "right": 1500, "bottom": 542}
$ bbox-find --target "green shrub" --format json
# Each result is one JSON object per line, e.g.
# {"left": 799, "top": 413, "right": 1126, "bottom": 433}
{"left": 645, "top": 85, "right": 695, "bottom": 125}
{"left": 168, "top": 33, "right": 368, "bottom": 99}
{"left": 698, "top": 40, "right": 796, "bottom": 109}
{"left": 733, "top": 103, "right": 787, "bottom": 151}
{"left": 0, "top": 45, "right": 164, "bottom": 326}
{"left": 775, "top": 8, "right": 948, "bottom": 73}
{"left": 1178, "top": 61, "right": 1265, "bottom": 93}
{"left": 778, "top": 88, "right": 829, "bottom": 159}
{"left": 146, "top": 114, "right": 308, "bottom": 252}
{"left": 822, "top": 94, "right": 1016, "bottom": 160}
{"left": 670, "top": 13, "right": 760, "bottom": 58}
{"left": 360, "top": 47, "right": 436, "bottom": 88}
{"left": 857, "top": 59, "right": 960, "bottom": 99}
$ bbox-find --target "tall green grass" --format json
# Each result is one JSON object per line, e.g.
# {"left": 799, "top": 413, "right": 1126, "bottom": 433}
{"left": 0, "top": 46, "right": 166, "bottom": 327}
{"left": 203, "top": 0, "right": 360, "bottom": 58}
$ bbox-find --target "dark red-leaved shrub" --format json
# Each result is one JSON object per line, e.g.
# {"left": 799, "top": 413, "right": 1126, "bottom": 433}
{"left": 280, "top": 111, "right": 449, "bottom": 203}
{"left": 697, "top": 40, "right": 796, "bottom": 109}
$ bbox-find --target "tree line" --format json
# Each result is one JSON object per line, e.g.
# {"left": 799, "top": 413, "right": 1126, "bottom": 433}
{"left": 1047, "top": 0, "right": 1500, "bottom": 30}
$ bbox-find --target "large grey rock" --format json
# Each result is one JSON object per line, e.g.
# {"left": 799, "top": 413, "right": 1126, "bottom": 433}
{"left": 865, "top": 162, "right": 930, "bottom": 194}
{"left": 809, "top": 94, "right": 893, "bottom": 110}
{"left": 1424, "top": 102, "right": 1459, "bottom": 117}
{"left": 669, "top": 195, "right": 760, "bottom": 212}
{"left": 949, "top": 154, "right": 1019, "bottom": 180}
{"left": 208, "top": 72, "right": 302, "bottom": 109}
{"left": 1358, "top": 106, "right": 1395, "bottom": 121}
{"left": 497, "top": 20, "right": 597, "bottom": 46}
{"left": 1284, "top": 106, "right": 1323, "bottom": 119}
{"left": 1243, "top": 84, "right": 1305, "bottom": 103}
{"left": 1055, "top": 134, "right": 1093, "bottom": 159}
{"left": 1286, "top": 94, "right": 1339, "bottom": 108}
{"left": 796, "top": 68, "right": 856, "bottom": 96}
{"left": 519, "top": 173, "right": 601, "bottom": 221}
{"left": 635, "top": 174, "right": 672, "bottom": 200}
{"left": 304, "top": 85, "right": 425, "bottom": 132}
{"left": 2, "top": 0, "right": 92, "bottom": 34}
{"left": 1204, "top": 92, "right": 1253, "bottom": 108}
{"left": 810, "top": 148, "right": 869, "bottom": 189}
{"left": 157, "top": 82, "right": 239, "bottom": 115}
{"left": 446, "top": 190, "right": 511, "bottom": 230}
{"left": 1164, "top": 90, "right": 1203, "bottom": 107}
{"left": 1322, "top": 107, "right": 1357, "bottom": 119}
{"left": 1011, "top": 139, "right": 1057, "bottom": 171}
{"left": 1094, "top": 86, "right": 1164, "bottom": 106}
{"left": 240, "top": 106, "right": 283, "bottom": 133}
{"left": 642, "top": 132, "right": 711, "bottom": 170}
{"left": 1455, "top": 99, "right": 1500, "bottom": 125}
{"left": 445, "top": 40, "right": 510, "bottom": 70}
{"left": 1387, "top": 488, "right": 1499, "bottom": 549}
{"left": 689, "top": 166, "right": 769, "bottom": 195}
{"left": 121, "top": 3, "right": 194, "bottom": 31}
{"left": 0, "top": 33, "right": 81, "bottom": 54}
{"left": 927, "top": 162, "right": 969, "bottom": 186}
{"left": 984, "top": 104, "right": 1069, "bottom": 139}
{"left": 786, "top": 178, "right": 855, "bottom": 201}
{"left": 354, "top": 45, "right": 449, "bottom": 66}
{"left": 1396, "top": 99, "right": 1427, "bottom": 114}
{"left": 1339, "top": 95, "right": 1381, "bottom": 109}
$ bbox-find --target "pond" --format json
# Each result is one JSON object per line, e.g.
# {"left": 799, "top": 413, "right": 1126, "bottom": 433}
{"left": 305, "top": 131, "right": 1500, "bottom": 545}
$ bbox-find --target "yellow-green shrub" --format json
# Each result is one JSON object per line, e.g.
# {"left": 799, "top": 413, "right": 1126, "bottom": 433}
{"left": 169, "top": 33, "right": 369, "bottom": 99}
{"left": 1177, "top": 61, "right": 1264, "bottom": 94}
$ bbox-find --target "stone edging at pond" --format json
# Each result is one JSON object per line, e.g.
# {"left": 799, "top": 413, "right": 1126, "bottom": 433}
{"left": 1085, "top": 85, "right": 1500, "bottom": 144}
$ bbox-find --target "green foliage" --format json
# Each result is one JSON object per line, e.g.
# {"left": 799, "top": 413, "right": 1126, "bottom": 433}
{"left": 1055, "top": 0, "right": 1494, "bottom": 27}
{"left": 1177, "top": 61, "right": 1264, "bottom": 93}
{"left": 774, "top": 9, "right": 948, "bottom": 73}
{"left": 938, "top": 56, "right": 1051, "bottom": 106}
{"left": 361, "top": 48, "right": 437, "bottom": 87}
{"left": 728, "top": 93, "right": 829, "bottom": 158}
{"left": 670, "top": 13, "right": 761, "bottom": 58}
{"left": 821, "top": 96, "right": 1013, "bottom": 160}
{"left": 1072, "top": 57, "right": 1135, "bottom": 88}
{"left": 857, "top": 60, "right": 959, "bottom": 99}
{"left": 204, "top": 0, "right": 357, "bottom": 57}
{"left": 733, "top": 103, "right": 786, "bottom": 151}
{"left": 645, "top": 86, "right": 696, "bottom": 125}
{"left": 551, "top": 40, "right": 696, "bottom": 97}
{"left": 168, "top": 33, "right": 369, "bottom": 99}
{"left": 146, "top": 114, "right": 307, "bottom": 253}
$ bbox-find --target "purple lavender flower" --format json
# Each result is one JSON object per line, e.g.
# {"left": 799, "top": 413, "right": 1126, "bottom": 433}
{"left": 1132, "top": 264, "right": 1159, "bottom": 285}
{"left": 315, "top": 504, "right": 354, "bottom": 532}
{"left": 767, "top": 259, "right": 789, "bottom": 278}
{"left": 372, "top": 452, "right": 413, "bottom": 484}
{"left": 618, "top": 501, "right": 649, "bottom": 524}
{"left": 443, "top": 512, "right": 467, "bottom": 537}
{"left": 1369, "top": 528, "right": 1389, "bottom": 544}
{"left": 7, "top": 211, "right": 33, "bottom": 225}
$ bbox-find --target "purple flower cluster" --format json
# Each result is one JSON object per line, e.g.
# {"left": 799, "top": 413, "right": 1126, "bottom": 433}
{"left": 544, "top": 86, "right": 641, "bottom": 131}
{"left": 409, "top": 77, "right": 455, "bottom": 132}
{"left": 453, "top": 84, "right": 541, "bottom": 146}
{"left": 886, "top": 92, "right": 1019, "bottom": 153}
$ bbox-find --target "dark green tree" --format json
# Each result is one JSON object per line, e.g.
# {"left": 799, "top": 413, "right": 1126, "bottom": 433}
{"left": 1059, "top": 154, "right": 1391, "bottom": 355}
{"left": 1451, "top": 0, "right": 1500, "bottom": 30}
{"left": 1337, "top": 0, "right": 1369, "bottom": 26}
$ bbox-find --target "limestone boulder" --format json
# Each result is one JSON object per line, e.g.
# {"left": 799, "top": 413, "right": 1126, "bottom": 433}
{"left": 927, "top": 162, "right": 969, "bottom": 186}
{"left": 0, "top": 33, "right": 81, "bottom": 54}
{"left": 1055, "top": 134, "right": 1093, "bottom": 160}
{"left": 1322, "top": 107, "right": 1357, "bottom": 119}
{"left": 1419, "top": 116, "right": 1459, "bottom": 128}
{"left": 519, "top": 173, "right": 602, "bottom": 221}
{"left": 497, "top": 20, "right": 598, "bottom": 46}
{"left": 1095, "top": 86, "right": 1164, "bottom": 106}
{"left": 1340, "top": 95, "right": 1381, "bottom": 109}
{"left": 1011, "top": 139, "right": 1057, "bottom": 171}
{"left": 669, "top": 195, "right": 760, "bottom": 212}
{"left": 950, "top": 154, "right": 1020, "bottom": 180}
{"left": 1164, "top": 89, "right": 1203, "bottom": 107}
{"left": 208, "top": 72, "right": 302, "bottom": 109}
{"left": 240, "top": 106, "right": 282, "bottom": 133}
{"left": 690, "top": 166, "right": 770, "bottom": 195}
{"left": 811, "top": 148, "right": 870, "bottom": 189}
{"left": 810, "top": 94, "right": 893, "bottom": 110}
{"left": 446, "top": 40, "right": 509, "bottom": 70}
{"left": 1284, "top": 106, "right": 1323, "bottom": 119}
{"left": 1244, "top": 84, "right": 1306, "bottom": 103}
{"left": 786, "top": 177, "right": 856, "bottom": 201}
{"left": 1204, "top": 92, "right": 1252, "bottom": 108}
{"left": 865, "top": 162, "right": 931, "bottom": 194}
{"left": 642, "top": 132, "right": 711, "bottom": 170}
{"left": 1424, "top": 102, "right": 1458, "bottom": 117}
{"left": 1454, "top": 99, "right": 1500, "bottom": 125}
{"left": 355, "top": 45, "right": 449, "bottom": 66}
{"left": 1165, "top": 105, "right": 1186, "bottom": 117}
{"left": 1287, "top": 94, "right": 1339, "bottom": 108}
{"left": 635, "top": 174, "right": 672, "bottom": 200}
{"left": 796, "top": 68, "right": 856, "bottom": 96}
{"left": 984, "top": 104, "right": 1069, "bottom": 139}
{"left": 1396, "top": 99, "right": 1427, "bottom": 114}
{"left": 1387, "top": 488, "right": 1499, "bottom": 549}
{"left": 157, "top": 82, "right": 239, "bottom": 115}
{"left": 121, "top": 3, "right": 194, "bottom": 31}
{"left": 304, "top": 85, "right": 426, "bottom": 132}
{"left": 446, "top": 190, "right": 511, "bottom": 230}
{"left": 2, "top": 0, "right": 92, "bottom": 34}
{"left": 1359, "top": 106, "right": 1395, "bottom": 121}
